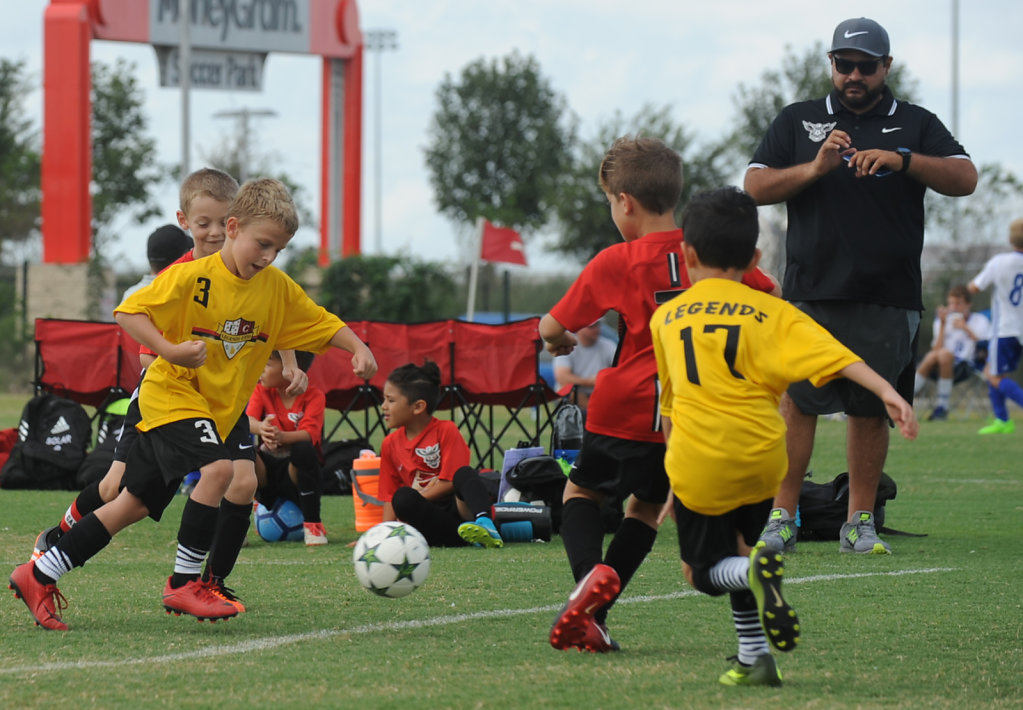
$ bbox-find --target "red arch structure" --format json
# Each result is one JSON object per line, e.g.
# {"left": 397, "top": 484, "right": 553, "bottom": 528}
{"left": 42, "top": 0, "right": 363, "bottom": 265}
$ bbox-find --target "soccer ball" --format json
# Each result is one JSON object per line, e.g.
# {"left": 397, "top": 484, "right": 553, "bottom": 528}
{"left": 254, "top": 499, "right": 304, "bottom": 542}
{"left": 352, "top": 521, "right": 431, "bottom": 598}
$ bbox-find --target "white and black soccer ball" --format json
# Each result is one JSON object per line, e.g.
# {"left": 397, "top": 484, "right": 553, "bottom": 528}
{"left": 254, "top": 499, "right": 304, "bottom": 542}
{"left": 352, "top": 521, "right": 431, "bottom": 598}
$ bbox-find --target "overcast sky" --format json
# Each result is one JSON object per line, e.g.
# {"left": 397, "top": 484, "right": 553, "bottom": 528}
{"left": 3, "top": 1, "right": 1021, "bottom": 274}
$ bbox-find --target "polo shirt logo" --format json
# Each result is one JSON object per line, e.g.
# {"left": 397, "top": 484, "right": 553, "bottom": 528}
{"left": 802, "top": 120, "right": 837, "bottom": 143}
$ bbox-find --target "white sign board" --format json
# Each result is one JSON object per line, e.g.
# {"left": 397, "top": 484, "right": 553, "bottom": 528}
{"left": 155, "top": 46, "right": 267, "bottom": 91}
{"left": 150, "top": 0, "right": 312, "bottom": 53}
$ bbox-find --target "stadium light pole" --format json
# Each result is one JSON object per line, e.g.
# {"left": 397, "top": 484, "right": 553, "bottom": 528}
{"left": 950, "top": 0, "right": 960, "bottom": 242}
{"left": 364, "top": 29, "right": 399, "bottom": 255}
{"left": 212, "top": 108, "right": 278, "bottom": 182}
{"left": 179, "top": 0, "right": 191, "bottom": 180}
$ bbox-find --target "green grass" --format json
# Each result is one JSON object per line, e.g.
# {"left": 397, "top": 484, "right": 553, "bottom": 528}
{"left": 1, "top": 403, "right": 1022, "bottom": 708}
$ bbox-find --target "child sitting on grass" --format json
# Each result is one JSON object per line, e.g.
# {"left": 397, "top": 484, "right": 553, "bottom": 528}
{"left": 378, "top": 361, "right": 502, "bottom": 548}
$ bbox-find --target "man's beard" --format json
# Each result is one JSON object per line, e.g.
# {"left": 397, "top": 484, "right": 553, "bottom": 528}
{"left": 839, "top": 81, "right": 884, "bottom": 110}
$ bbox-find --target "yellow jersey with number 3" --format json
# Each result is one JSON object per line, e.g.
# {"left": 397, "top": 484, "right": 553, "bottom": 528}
{"left": 650, "top": 278, "right": 860, "bottom": 515}
{"left": 116, "top": 253, "right": 345, "bottom": 438}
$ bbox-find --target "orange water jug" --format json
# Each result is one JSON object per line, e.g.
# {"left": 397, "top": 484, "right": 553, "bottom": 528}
{"left": 351, "top": 451, "right": 384, "bottom": 532}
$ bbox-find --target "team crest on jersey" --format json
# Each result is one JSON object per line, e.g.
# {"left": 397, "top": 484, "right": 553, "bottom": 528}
{"left": 219, "top": 317, "right": 257, "bottom": 358}
{"left": 415, "top": 442, "right": 441, "bottom": 469}
{"left": 802, "top": 120, "right": 837, "bottom": 143}
{"left": 287, "top": 412, "right": 303, "bottom": 425}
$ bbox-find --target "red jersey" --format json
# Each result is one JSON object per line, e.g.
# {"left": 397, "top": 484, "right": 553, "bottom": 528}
{"left": 245, "top": 382, "right": 326, "bottom": 450}
{"left": 549, "top": 228, "right": 776, "bottom": 442}
{"left": 138, "top": 249, "right": 198, "bottom": 358}
{"left": 378, "top": 418, "right": 470, "bottom": 502}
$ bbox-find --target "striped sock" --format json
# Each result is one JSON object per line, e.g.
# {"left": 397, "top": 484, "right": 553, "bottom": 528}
{"left": 171, "top": 544, "right": 206, "bottom": 588}
{"left": 34, "top": 547, "right": 73, "bottom": 585}
{"left": 708, "top": 556, "right": 750, "bottom": 592}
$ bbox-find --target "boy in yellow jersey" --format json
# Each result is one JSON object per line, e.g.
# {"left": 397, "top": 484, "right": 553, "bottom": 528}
{"left": 29, "top": 168, "right": 307, "bottom": 609}
{"left": 10, "top": 178, "right": 377, "bottom": 630}
{"left": 650, "top": 187, "right": 917, "bottom": 686}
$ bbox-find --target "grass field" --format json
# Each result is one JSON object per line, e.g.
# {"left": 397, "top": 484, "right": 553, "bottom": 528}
{"left": 1, "top": 399, "right": 1021, "bottom": 708}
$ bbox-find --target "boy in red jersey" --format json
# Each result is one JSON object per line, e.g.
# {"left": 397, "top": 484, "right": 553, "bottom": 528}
{"left": 248, "top": 350, "right": 330, "bottom": 545}
{"left": 542, "top": 137, "right": 780, "bottom": 653}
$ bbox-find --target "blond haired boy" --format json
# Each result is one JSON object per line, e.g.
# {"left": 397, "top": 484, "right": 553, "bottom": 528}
{"left": 11, "top": 178, "right": 376, "bottom": 630}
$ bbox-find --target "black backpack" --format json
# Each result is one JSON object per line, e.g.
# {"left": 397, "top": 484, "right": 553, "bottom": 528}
{"left": 76, "top": 389, "right": 132, "bottom": 489}
{"left": 798, "top": 471, "right": 923, "bottom": 540}
{"left": 0, "top": 392, "right": 92, "bottom": 490}
{"left": 550, "top": 401, "right": 584, "bottom": 452}
{"left": 320, "top": 438, "right": 372, "bottom": 495}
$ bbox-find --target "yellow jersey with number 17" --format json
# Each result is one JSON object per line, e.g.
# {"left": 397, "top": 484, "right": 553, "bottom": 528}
{"left": 116, "top": 253, "right": 345, "bottom": 438}
{"left": 650, "top": 278, "right": 860, "bottom": 515}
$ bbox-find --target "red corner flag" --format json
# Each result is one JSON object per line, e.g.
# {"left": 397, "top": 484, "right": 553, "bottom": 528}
{"left": 480, "top": 220, "right": 527, "bottom": 266}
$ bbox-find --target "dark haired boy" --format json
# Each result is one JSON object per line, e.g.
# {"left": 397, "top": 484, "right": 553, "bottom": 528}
{"left": 540, "top": 137, "right": 781, "bottom": 653}
{"left": 650, "top": 187, "right": 917, "bottom": 686}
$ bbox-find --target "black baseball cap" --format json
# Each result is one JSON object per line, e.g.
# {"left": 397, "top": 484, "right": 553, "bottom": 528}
{"left": 831, "top": 18, "right": 890, "bottom": 58}
{"left": 147, "top": 224, "right": 193, "bottom": 268}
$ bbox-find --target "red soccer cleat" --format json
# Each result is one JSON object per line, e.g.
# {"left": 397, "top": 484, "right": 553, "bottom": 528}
{"left": 549, "top": 563, "right": 621, "bottom": 651}
{"left": 206, "top": 576, "right": 246, "bottom": 613}
{"left": 9, "top": 561, "right": 69, "bottom": 631}
{"left": 161, "top": 577, "right": 238, "bottom": 622}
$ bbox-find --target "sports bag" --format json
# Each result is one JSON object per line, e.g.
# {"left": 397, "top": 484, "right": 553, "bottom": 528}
{"left": 0, "top": 392, "right": 92, "bottom": 490}
{"left": 550, "top": 401, "right": 584, "bottom": 452}
{"left": 798, "top": 471, "right": 923, "bottom": 540}
{"left": 76, "top": 389, "right": 132, "bottom": 489}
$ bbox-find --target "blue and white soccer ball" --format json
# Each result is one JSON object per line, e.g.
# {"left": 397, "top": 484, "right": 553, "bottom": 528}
{"left": 352, "top": 521, "right": 431, "bottom": 598}
{"left": 254, "top": 499, "right": 305, "bottom": 542}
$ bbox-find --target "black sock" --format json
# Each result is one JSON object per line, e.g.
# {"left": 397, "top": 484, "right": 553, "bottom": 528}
{"left": 559, "top": 497, "right": 606, "bottom": 583}
{"left": 597, "top": 517, "right": 657, "bottom": 624}
{"left": 74, "top": 481, "right": 105, "bottom": 518}
{"left": 34, "top": 513, "right": 113, "bottom": 585}
{"left": 172, "top": 497, "right": 219, "bottom": 587}
{"left": 452, "top": 466, "right": 492, "bottom": 518}
{"left": 204, "top": 499, "right": 252, "bottom": 581}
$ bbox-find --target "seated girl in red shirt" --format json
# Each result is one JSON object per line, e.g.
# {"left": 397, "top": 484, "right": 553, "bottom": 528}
{"left": 379, "top": 361, "right": 502, "bottom": 548}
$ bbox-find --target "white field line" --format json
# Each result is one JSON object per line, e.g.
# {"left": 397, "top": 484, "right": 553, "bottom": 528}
{"left": 1, "top": 567, "right": 954, "bottom": 675}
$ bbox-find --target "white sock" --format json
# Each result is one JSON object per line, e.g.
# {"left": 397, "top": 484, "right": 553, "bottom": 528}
{"left": 708, "top": 556, "right": 750, "bottom": 592}
{"left": 914, "top": 372, "right": 927, "bottom": 395}
{"left": 35, "top": 548, "right": 73, "bottom": 584}
{"left": 937, "top": 378, "right": 953, "bottom": 408}
{"left": 173, "top": 543, "right": 206, "bottom": 577}
{"left": 734, "top": 607, "right": 770, "bottom": 665}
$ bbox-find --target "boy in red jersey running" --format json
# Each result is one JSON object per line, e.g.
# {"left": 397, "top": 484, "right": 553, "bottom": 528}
{"left": 542, "top": 137, "right": 780, "bottom": 653}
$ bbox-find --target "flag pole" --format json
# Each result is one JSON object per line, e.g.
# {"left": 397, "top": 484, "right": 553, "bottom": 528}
{"left": 465, "top": 217, "right": 484, "bottom": 322}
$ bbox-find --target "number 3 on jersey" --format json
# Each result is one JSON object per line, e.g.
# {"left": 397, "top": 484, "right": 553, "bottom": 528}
{"left": 194, "top": 277, "right": 211, "bottom": 308}
{"left": 678, "top": 324, "right": 745, "bottom": 385}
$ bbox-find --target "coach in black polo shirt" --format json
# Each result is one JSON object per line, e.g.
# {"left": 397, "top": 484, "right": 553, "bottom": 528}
{"left": 745, "top": 17, "right": 977, "bottom": 555}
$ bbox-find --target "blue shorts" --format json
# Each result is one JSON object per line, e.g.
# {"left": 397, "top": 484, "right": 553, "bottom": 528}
{"left": 987, "top": 337, "right": 1022, "bottom": 376}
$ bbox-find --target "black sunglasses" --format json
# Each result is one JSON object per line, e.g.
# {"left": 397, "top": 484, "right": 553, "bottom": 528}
{"left": 832, "top": 56, "right": 883, "bottom": 76}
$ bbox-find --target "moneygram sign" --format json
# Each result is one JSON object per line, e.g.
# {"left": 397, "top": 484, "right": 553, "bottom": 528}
{"left": 151, "top": 0, "right": 314, "bottom": 90}
{"left": 41, "top": 0, "right": 363, "bottom": 265}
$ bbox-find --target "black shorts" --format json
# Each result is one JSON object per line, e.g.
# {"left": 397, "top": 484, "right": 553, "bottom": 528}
{"left": 121, "top": 414, "right": 254, "bottom": 521}
{"left": 674, "top": 497, "right": 773, "bottom": 574}
{"left": 787, "top": 301, "right": 920, "bottom": 417}
{"left": 568, "top": 431, "right": 669, "bottom": 505}
{"left": 112, "top": 393, "right": 143, "bottom": 463}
